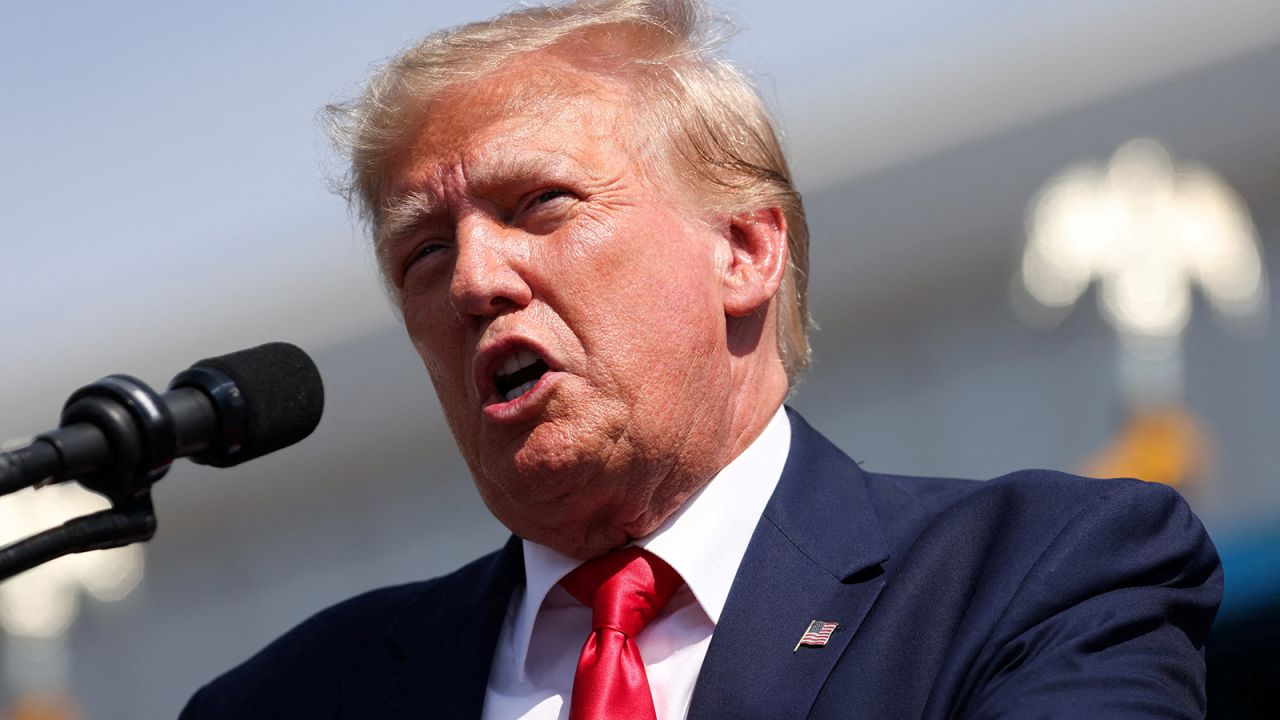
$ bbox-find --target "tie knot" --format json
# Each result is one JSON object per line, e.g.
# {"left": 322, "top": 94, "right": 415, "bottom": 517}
{"left": 560, "top": 547, "right": 682, "bottom": 637}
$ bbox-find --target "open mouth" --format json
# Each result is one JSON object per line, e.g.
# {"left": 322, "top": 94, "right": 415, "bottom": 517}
{"left": 494, "top": 349, "right": 550, "bottom": 403}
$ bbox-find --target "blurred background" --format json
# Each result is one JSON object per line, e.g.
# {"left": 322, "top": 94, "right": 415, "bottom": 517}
{"left": 1, "top": 0, "right": 1276, "bottom": 716}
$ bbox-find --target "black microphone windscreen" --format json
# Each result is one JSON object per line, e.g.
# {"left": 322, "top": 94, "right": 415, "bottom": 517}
{"left": 190, "top": 342, "right": 324, "bottom": 466}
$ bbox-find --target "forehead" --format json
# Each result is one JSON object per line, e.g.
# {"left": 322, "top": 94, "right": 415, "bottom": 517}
{"left": 387, "top": 55, "right": 637, "bottom": 197}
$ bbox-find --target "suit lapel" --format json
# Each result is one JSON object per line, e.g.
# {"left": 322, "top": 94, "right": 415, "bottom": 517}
{"left": 689, "top": 410, "right": 889, "bottom": 720}
{"left": 341, "top": 536, "right": 525, "bottom": 719}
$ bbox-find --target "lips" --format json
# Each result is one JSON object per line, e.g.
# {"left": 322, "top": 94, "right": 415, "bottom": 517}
{"left": 474, "top": 338, "right": 559, "bottom": 418}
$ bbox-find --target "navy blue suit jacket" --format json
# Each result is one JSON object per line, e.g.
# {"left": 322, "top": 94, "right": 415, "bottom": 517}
{"left": 182, "top": 411, "right": 1221, "bottom": 718}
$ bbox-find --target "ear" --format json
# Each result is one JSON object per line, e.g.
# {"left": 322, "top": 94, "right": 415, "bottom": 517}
{"left": 719, "top": 206, "right": 788, "bottom": 317}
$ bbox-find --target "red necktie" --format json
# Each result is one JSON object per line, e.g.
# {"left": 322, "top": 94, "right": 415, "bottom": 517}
{"left": 560, "top": 547, "right": 683, "bottom": 720}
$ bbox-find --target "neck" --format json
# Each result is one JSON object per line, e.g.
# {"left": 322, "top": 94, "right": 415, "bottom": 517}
{"left": 584, "top": 355, "right": 787, "bottom": 558}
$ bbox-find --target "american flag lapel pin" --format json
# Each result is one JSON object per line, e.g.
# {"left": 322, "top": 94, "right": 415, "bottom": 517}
{"left": 793, "top": 620, "right": 840, "bottom": 653}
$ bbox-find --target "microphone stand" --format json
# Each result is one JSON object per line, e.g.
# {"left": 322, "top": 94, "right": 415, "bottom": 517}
{"left": 0, "top": 493, "right": 156, "bottom": 581}
{"left": 0, "top": 372, "right": 180, "bottom": 582}
{"left": 0, "top": 341, "right": 323, "bottom": 582}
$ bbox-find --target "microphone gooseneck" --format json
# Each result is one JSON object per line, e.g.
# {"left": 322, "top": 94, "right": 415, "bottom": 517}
{"left": 0, "top": 342, "right": 325, "bottom": 581}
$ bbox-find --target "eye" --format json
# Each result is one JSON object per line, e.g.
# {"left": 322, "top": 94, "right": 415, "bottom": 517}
{"left": 519, "top": 188, "right": 575, "bottom": 217}
{"left": 532, "top": 188, "right": 571, "bottom": 205}
{"left": 514, "top": 188, "right": 575, "bottom": 230}
{"left": 400, "top": 240, "right": 449, "bottom": 278}
{"left": 416, "top": 242, "right": 447, "bottom": 261}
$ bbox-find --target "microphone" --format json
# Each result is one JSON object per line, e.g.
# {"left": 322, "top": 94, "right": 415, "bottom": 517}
{"left": 0, "top": 342, "right": 324, "bottom": 501}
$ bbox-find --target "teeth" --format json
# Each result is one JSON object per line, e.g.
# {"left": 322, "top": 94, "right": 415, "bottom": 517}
{"left": 503, "top": 380, "right": 536, "bottom": 402}
{"left": 494, "top": 349, "right": 545, "bottom": 403}
{"left": 501, "top": 349, "right": 539, "bottom": 378}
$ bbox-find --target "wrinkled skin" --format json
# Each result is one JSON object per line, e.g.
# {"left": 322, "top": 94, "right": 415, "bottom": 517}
{"left": 380, "top": 52, "right": 789, "bottom": 558}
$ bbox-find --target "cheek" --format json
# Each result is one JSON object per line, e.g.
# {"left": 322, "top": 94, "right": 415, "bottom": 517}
{"left": 417, "top": 337, "right": 481, "bottom": 453}
{"left": 563, "top": 212, "right": 719, "bottom": 309}
{"left": 574, "top": 257, "right": 723, "bottom": 379}
{"left": 616, "top": 251, "right": 721, "bottom": 332}
{"left": 403, "top": 301, "right": 470, "bottom": 392}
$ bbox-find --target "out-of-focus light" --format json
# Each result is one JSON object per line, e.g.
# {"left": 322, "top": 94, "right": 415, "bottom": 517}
{"left": 1016, "top": 138, "right": 1268, "bottom": 339}
{"left": 0, "top": 485, "right": 144, "bottom": 639}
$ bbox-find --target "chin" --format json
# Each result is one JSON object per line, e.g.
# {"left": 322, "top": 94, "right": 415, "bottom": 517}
{"left": 481, "top": 480, "right": 626, "bottom": 557}
{"left": 467, "top": 436, "right": 593, "bottom": 506}
{"left": 523, "top": 515, "right": 634, "bottom": 560}
{"left": 506, "top": 411, "right": 617, "bottom": 482}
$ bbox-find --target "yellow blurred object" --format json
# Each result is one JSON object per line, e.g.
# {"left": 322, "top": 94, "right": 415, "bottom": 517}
{"left": 1081, "top": 406, "right": 1211, "bottom": 488}
{"left": 2, "top": 693, "right": 81, "bottom": 720}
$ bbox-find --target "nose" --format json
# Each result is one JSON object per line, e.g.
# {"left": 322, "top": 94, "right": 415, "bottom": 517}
{"left": 449, "top": 214, "right": 533, "bottom": 318}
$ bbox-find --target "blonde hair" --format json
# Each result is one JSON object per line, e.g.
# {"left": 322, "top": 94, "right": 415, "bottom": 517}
{"left": 326, "top": 0, "right": 811, "bottom": 381}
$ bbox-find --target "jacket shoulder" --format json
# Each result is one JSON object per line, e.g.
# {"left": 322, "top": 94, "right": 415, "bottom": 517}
{"left": 856, "top": 468, "right": 1220, "bottom": 717}
{"left": 859, "top": 465, "right": 1208, "bottom": 575}
{"left": 866, "top": 466, "right": 1186, "bottom": 526}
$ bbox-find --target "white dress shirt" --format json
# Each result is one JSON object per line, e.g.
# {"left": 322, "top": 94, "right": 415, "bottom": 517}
{"left": 481, "top": 406, "right": 792, "bottom": 720}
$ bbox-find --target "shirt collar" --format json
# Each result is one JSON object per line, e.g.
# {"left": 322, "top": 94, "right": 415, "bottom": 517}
{"left": 511, "top": 405, "right": 792, "bottom": 675}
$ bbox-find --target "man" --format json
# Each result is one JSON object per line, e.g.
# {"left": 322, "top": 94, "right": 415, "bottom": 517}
{"left": 183, "top": 1, "right": 1221, "bottom": 717}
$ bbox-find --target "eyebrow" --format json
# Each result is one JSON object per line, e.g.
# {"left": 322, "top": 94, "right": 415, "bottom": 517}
{"left": 469, "top": 152, "right": 573, "bottom": 189}
{"left": 376, "top": 190, "right": 440, "bottom": 266}
{"left": 374, "top": 151, "right": 589, "bottom": 262}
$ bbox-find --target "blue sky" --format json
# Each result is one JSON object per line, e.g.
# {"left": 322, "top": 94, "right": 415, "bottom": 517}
{"left": 2, "top": 0, "right": 1267, "bottom": 411}
{"left": 0, "top": 0, "right": 895, "bottom": 398}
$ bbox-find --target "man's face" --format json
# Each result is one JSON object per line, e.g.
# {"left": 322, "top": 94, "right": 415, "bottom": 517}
{"left": 380, "top": 56, "right": 740, "bottom": 557}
